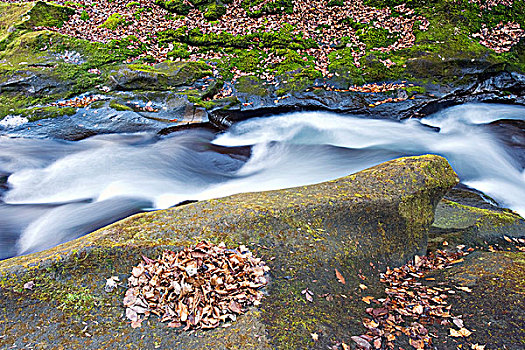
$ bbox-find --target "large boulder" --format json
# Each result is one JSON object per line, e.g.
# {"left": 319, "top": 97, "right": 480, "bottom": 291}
{"left": 0, "top": 155, "right": 458, "bottom": 349}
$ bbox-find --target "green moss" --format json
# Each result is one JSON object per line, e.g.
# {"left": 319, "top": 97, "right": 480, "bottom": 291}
{"left": 158, "top": 24, "right": 317, "bottom": 51}
{"left": 28, "top": 106, "right": 76, "bottom": 121}
{"left": 357, "top": 27, "right": 400, "bottom": 50}
{"left": 109, "top": 100, "right": 132, "bottom": 111}
{"left": 327, "top": 48, "right": 366, "bottom": 86}
{"left": 0, "top": 2, "right": 33, "bottom": 42}
{"left": 235, "top": 75, "right": 269, "bottom": 96}
{"left": 203, "top": 3, "right": 227, "bottom": 20}
{"left": 276, "top": 65, "right": 322, "bottom": 95}
{"left": 166, "top": 42, "right": 190, "bottom": 59}
{"left": 241, "top": 0, "right": 293, "bottom": 18}
{"left": 18, "top": 1, "right": 74, "bottom": 30}
{"left": 155, "top": 0, "right": 216, "bottom": 16}
{"left": 99, "top": 13, "right": 128, "bottom": 30}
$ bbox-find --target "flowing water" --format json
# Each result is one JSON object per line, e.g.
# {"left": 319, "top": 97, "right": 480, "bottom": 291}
{"left": 1, "top": 103, "right": 524, "bottom": 259}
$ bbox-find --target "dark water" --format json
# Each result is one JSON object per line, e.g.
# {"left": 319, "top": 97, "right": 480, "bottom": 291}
{"left": 1, "top": 103, "right": 524, "bottom": 259}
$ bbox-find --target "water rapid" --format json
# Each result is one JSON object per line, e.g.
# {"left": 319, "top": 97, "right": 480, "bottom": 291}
{"left": 0, "top": 103, "right": 524, "bottom": 259}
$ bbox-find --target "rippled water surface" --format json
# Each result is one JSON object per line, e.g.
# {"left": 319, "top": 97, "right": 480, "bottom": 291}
{"left": 1, "top": 103, "right": 524, "bottom": 259}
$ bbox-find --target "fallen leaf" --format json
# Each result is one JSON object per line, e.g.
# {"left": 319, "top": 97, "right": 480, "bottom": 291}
{"left": 130, "top": 318, "right": 142, "bottom": 329}
{"left": 456, "top": 286, "right": 472, "bottom": 293}
{"left": 452, "top": 318, "right": 464, "bottom": 329}
{"left": 132, "top": 265, "right": 144, "bottom": 278}
{"left": 359, "top": 284, "right": 368, "bottom": 290}
{"left": 105, "top": 276, "right": 119, "bottom": 293}
{"left": 413, "top": 304, "right": 424, "bottom": 314}
{"left": 335, "top": 269, "right": 346, "bottom": 284}
{"left": 351, "top": 336, "right": 371, "bottom": 349}
{"left": 23, "top": 281, "right": 35, "bottom": 290}
{"left": 450, "top": 327, "right": 472, "bottom": 337}
{"left": 471, "top": 344, "right": 486, "bottom": 350}
{"left": 341, "top": 342, "right": 350, "bottom": 350}
{"left": 362, "top": 296, "right": 374, "bottom": 304}
{"left": 305, "top": 292, "right": 313, "bottom": 303}
{"left": 126, "top": 307, "right": 138, "bottom": 322}
{"left": 409, "top": 338, "right": 424, "bottom": 349}
{"left": 311, "top": 333, "right": 318, "bottom": 341}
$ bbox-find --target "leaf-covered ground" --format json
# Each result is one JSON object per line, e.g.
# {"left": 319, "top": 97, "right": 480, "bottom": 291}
{"left": 2, "top": 0, "right": 524, "bottom": 93}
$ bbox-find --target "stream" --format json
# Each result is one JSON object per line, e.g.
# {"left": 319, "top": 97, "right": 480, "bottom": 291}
{"left": 0, "top": 103, "right": 524, "bottom": 259}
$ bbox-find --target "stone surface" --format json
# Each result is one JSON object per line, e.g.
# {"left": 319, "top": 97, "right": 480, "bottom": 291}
{"left": 0, "top": 155, "right": 458, "bottom": 349}
{"left": 429, "top": 198, "right": 525, "bottom": 250}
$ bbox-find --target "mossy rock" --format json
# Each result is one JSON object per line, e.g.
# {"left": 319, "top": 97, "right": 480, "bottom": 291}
{"left": 236, "top": 76, "right": 269, "bottom": 96}
{"left": 0, "top": 155, "right": 458, "bottom": 349}
{"left": 423, "top": 251, "right": 525, "bottom": 348}
{"left": 16, "top": 1, "right": 74, "bottom": 30}
{"left": 429, "top": 199, "right": 525, "bottom": 249}
{"left": 107, "top": 61, "right": 213, "bottom": 91}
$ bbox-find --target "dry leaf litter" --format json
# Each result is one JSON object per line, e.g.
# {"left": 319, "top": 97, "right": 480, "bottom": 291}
{"left": 123, "top": 241, "right": 269, "bottom": 330}
{"left": 349, "top": 248, "right": 481, "bottom": 350}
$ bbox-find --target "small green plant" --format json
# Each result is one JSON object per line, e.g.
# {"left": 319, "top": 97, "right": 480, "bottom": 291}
{"left": 99, "top": 13, "right": 127, "bottom": 30}
{"left": 203, "top": 3, "right": 227, "bottom": 20}
{"left": 64, "top": 1, "right": 86, "bottom": 7}
{"left": 80, "top": 10, "right": 89, "bottom": 21}
{"left": 167, "top": 42, "right": 191, "bottom": 59}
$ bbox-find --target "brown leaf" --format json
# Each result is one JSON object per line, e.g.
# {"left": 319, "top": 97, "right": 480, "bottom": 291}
{"left": 311, "top": 333, "right": 319, "bottom": 341}
{"left": 132, "top": 264, "right": 144, "bottom": 278}
{"left": 130, "top": 318, "right": 143, "bottom": 329}
{"left": 452, "top": 318, "right": 464, "bottom": 329}
{"left": 409, "top": 338, "right": 424, "bottom": 349}
{"left": 362, "top": 296, "right": 374, "bottom": 304}
{"left": 450, "top": 327, "right": 472, "bottom": 337}
{"left": 306, "top": 292, "right": 313, "bottom": 303}
{"left": 228, "top": 300, "right": 243, "bottom": 314}
{"left": 335, "top": 269, "right": 345, "bottom": 284}
{"left": 341, "top": 342, "right": 350, "bottom": 350}
{"left": 413, "top": 304, "right": 424, "bottom": 315}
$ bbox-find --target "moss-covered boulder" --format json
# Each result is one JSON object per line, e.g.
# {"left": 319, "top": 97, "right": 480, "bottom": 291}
{"left": 107, "top": 61, "right": 213, "bottom": 91}
{"left": 0, "top": 155, "right": 458, "bottom": 349}
{"left": 429, "top": 199, "right": 525, "bottom": 249}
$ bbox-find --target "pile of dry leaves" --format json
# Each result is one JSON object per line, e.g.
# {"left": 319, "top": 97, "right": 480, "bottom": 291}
{"left": 348, "top": 248, "right": 482, "bottom": 350}
{"left": 123, "top": 241, "right": 269, "bottom": 329}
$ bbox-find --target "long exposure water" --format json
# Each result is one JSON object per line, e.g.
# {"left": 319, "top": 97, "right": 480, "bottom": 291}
{"left": 0, "top": 103, "right": 524, "bottom": 259}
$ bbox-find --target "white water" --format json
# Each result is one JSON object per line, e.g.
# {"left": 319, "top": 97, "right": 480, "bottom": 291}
{"left": 0, "top": 103, "right": 524, "bottom": 258}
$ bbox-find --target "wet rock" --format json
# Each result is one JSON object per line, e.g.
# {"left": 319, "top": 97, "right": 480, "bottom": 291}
{"left": 425, "top": 251, "right": 525, "bottom": 349}
{"left": 429, "top": 199, "right": 525, "bottom": 250}
{"left": 107, "top": 61, "right": 213, "bottom": 91}
{"left": 0, "top": 155, "right": 457, "bottom": 349}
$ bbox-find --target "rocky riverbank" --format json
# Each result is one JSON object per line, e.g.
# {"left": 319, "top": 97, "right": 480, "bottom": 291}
{"left": 1, "top": 1, "right": 524, "bottom": 138}
{"left": 1, "top": 2, "right": 524, "bottom": 349}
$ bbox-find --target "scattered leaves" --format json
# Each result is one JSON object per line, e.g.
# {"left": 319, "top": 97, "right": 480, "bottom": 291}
{"left": 335, "top": 268, "right": 346, "bottom": 284}
{"left": 353, "top": 248, "right": 477, "bottom": 349}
